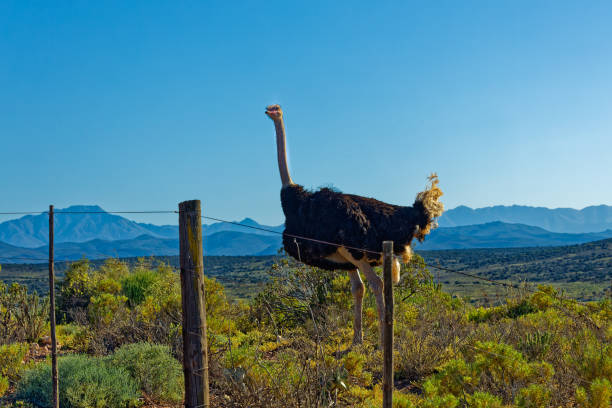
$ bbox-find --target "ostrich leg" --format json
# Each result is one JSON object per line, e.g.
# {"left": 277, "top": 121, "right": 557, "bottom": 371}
{"left": 348, "top": 269, "right": 365, "bottom": 345}
{"left": 358, "top": 262, "right": 385, "bottom": 344}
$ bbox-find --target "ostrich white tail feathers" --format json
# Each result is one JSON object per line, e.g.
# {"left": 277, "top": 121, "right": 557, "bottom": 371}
{"left": 414, "top": 173, "right": 444, "bottom": 241}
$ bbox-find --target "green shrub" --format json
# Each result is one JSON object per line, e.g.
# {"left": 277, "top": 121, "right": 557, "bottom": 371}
{"left": 466, "top": 391, "right": 504, "bottom": 408}
{"left": 423, "top": 342, "right": 554, "bottom": 405}
{"left": 58, "top": 260, "right": 95, "bottom": 318}
{"left": 576, "top": 378, "right": 612, "bottom": 408}
{"left": 108, "top": 342, "right": 183, "bottom": 404}
{"left": 515, "top": 384, "right": 551, "bottom": 407}
{"left": 0, "top": 283, "right": 49, "bottom": 344}
{"left": 17, "top": 355, "right": 140, "bottom": 408}
{"left": 56, "top": 324, "right": 90, "bottom": 351}
{"left": 468, "top": 299, "right": 535, "bottom": 323}
{"left": 568, "top": 339, "right": 612, "bottom": 383}
{"left": 88, "top": 293, "right": 128, "bottom": 326}
{"left": 0, "top": 342, "right": 29, "bottom": 382}
{"left": 518, "top": 331, "right": 553, "bottom": 360}
{"left": 0, "top": 375, "right": 8, "bottom": 398}
{"left": 121, "top": 270, "right": 158, "bottom": 306}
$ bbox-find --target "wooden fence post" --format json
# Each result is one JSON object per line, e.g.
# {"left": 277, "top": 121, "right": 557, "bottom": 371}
{"left": 382, "top": 241, "right": 394, "bottom": 408}
{"left": 178, "top": 200, "right": 210, "bottom": 408}
{"left": 48, "top": 205, "right": 59, "bottom": 408}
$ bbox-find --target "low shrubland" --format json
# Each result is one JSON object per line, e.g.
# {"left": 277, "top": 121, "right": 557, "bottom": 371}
{"left": 0, "top": 255, "right": 609, "bottom": 407}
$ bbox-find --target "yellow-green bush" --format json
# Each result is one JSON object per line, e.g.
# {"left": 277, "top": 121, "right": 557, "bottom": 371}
{"left": 1, "top": 283, "right": 49, "bottom": 344}
{"left": 0, "top": 343, "right": 29, "bottom": 383}
{"left": 515, "top": 384, "right": 551, "bottom": 407}
{"left": 576, "top": 378, "right": 611, "bottom": 408}
{"left": 88, "top": 293, "right": 128, "bottom": 326}
{"left": 55, "top": 324, "right": 89, "bottom": 351}
{"left": 0, "top": 375, "right": 8, "bottom": 398}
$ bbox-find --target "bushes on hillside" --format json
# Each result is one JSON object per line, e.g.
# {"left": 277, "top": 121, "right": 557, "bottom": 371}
{"left": 57, "top": 259, "right": 181, "bottom": 354}
{"left": 204, "top": 256, "right": 612, "bottom": 407}
{"left": 54, "top": 257, "right": 234, "bottom": 356}
{"left": 4, "top": 254, "right": 611, "bottom": 407}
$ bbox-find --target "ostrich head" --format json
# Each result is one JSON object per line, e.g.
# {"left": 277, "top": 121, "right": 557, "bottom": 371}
{"left": 265, "top": 104, "right": 283, "bottom": 122}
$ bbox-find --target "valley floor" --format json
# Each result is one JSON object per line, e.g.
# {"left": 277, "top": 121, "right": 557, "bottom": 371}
{"left": 2, "top": 238, "right": 610, "bottom": 302}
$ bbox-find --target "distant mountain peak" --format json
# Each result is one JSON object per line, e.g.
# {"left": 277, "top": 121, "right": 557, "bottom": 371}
{"left": 239, "top": 218, "right": 259, "bottom": 226}
{"left": 57, "top": 205, "right": 106, "bottom": 213}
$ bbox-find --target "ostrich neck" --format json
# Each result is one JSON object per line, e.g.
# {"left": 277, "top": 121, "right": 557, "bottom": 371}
{"left": 274, "top": 119, "right": 294, "bottom": 187}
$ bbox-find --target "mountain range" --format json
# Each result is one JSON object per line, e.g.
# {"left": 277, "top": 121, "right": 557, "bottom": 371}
{"left": 0, "top": 204, "right": 611, "bottom": 262}
{"left": 417, "top": 221, "right": 612, "bottom": 250}
{"left": 438, "top": 204, "right": 612, "bottom": 233}
{"left": 0, "top": 205, "right": 283, "bottom": 248}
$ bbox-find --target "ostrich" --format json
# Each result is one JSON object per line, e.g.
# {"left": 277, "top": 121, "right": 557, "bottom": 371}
{"left": 265, "top": 104, "right": 443, "bottom": 345}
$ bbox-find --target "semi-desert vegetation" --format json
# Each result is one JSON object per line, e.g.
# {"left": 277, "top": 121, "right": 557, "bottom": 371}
{"left": 1, "top": 254, "right": 610, "bottom": 407}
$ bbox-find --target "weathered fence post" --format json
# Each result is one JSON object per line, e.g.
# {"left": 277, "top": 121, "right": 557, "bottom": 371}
{"left": 382, "top": 240, "right": 394, "bottom": 408}
{"left": 48, "top": 205, "right": 59, "bottom": 408}
{"left": 178, "top": 200, "right": 210, "bottom": 408}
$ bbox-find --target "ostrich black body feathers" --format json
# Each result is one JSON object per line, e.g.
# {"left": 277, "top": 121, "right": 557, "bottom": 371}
{"left": 280, "top": 184, "right": 435, "bottom": 271}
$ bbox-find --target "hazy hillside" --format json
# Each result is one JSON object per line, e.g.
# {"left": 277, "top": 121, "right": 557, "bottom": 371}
{"left": 2, "top": 205, "right": 612, "bottom": 260}
{"left": 0, "top": 205, "right": 282, "bottom": 248}
{"left": 0, "top": 231, "right": 282, "bottom": 262}
{"left": 438, "top": 204, "right": 612, "bottom": 233}
{"left": 417, "top": 221, "right": 612, "bottom": 250}
{"left": 0, "top": 205, "right": 162, "bottom": 247}
{"left": 2, "top": 221, "right": 612, "bottom": 261}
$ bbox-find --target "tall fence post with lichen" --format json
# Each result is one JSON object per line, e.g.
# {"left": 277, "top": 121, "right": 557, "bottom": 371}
{"left": 178, "top": 200, "right": 210, "bottom": 408}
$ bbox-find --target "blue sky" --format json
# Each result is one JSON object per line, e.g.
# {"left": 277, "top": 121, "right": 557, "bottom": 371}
{"left": 1, "top": 1, "right": 611, "bottom": 226}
